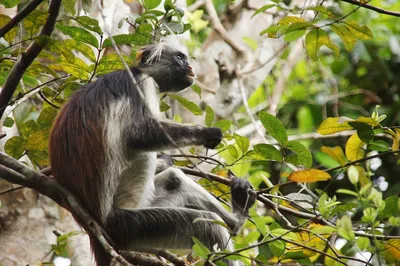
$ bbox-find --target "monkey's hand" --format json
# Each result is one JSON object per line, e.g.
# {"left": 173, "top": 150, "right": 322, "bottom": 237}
{"left": 203, "top": 127, "right": 223, "bottom": 149}
{"left": 231, "top": 178, "right": 257, "bottom": 215}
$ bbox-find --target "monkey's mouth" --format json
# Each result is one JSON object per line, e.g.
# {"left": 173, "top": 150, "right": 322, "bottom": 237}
{"left": 187, "top": 70, "right": 195, "bottom": 77}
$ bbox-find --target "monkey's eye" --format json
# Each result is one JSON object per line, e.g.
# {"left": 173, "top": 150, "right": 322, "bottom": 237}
{"left": 175, "top": 53, "right": 185, "bottom": 65}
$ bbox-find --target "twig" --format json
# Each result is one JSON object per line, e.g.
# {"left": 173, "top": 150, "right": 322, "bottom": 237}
{"left": 0, "top": 0, "right": 45, "bottom": 38}
{"left": 326, "top": 149, "right": 400, "bottom": 172}
{"left": 38, "top": 90, "right": 60, "bottom": 109}
{"left": 187, "top": 0, "right": 205, "bottom": 12}
{"left": 338, "top": 0, "right": 400, "bottom": 17}
{"left": 204, "top": 0, "right": 246, "bottom": 55}
{"left": 236, "top": 66, "right": 268, "bottom": 142}
{"left": 154, "top": 250, "right": 186, "bottom": 266}
{"left": 0, "top": 0, "right": 62, "bottom": 119}
{"left": 0, "top": 185, "right": 23, "bottom": 195}
{"left": 121, "top": 251, "right": 168, "bottom": 266}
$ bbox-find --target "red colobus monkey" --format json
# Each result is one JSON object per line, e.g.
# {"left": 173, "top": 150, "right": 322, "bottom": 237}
{"left": 49, "top": 36, "right": 256, "bottom": 266}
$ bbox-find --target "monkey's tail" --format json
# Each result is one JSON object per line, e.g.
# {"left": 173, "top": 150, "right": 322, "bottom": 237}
{"left": 72, "top": 213, "right": 112, "bottom": 266}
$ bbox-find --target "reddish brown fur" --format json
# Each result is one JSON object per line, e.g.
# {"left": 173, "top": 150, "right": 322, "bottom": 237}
{"left": 49, "top": 90, "right": 110, "bottom": 266}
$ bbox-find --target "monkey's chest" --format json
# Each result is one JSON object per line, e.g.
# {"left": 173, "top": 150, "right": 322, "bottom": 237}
{"left": 114, "top": 152, "right": 157, "bottom": 209}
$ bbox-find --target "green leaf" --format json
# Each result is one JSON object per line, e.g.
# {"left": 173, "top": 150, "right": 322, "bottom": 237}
{"left": 367, "top": 140, "right": 389, "bottom": 152}
{"left": 170, "top": 94, "right": 202, "bottom": 116}
{"left": 164, "top": 0, "right": 174, "bottom": 11}
{"left": 191, "top": 237, "right": 210, "bottom": 259}
{"left": 20, "top": 120, "right": 37, "bottom": 139}
{"left": 260, "top": 24, "right": 288, "bottom": 37}
{"left": 305, "top": 28, "right": 339, "bottom": 61}
{"left": 259, "top": 111, "right": 288, "bottom": 147}
{"left": 270, "top": 228, "right": 298, "bottom": 241}
{"left": 27, "top": 150, "right": 49, "bottom": 166}
{"left": 26, "top": 129, "right": 50, "bottom": 151}
{"left": 234, "top": 134, "right": 249, "bottom": 153}
{"left": 0, "top": 15, "right": 17, "bottom": 43}
{"left": 228, "top": 145, "right": 239, "bottom": 159}
{"left": 23, "top": 10, "right": 47, "bottom": 37}
{"left": 205, "top": 106, "right": 214, "bottom": 127}
{"left": 75, "top": 16, "right": 102, "bottom": 34}
{"left": 4, "top": 117, "right": 14, "bottom": 127}
{"left": 347, "top": 165, "right": 359, "bottom": 185}
{"left": 336, "top": 189, "right": 359, "bottom": 197}
{"left": 379, "top": 196, "right": 400, "bottom": 219}
{"left": 278, "top": 16, "right": 307, "bottom": 25}
{"left": 253, "top": 144, "right": 282, "bottom": 162}
{"left": 5, "top": 136, "right": 26, "bottom": 159}
{"left": 1, "top": 0, "right": 20, "bottom": 8}
{"left": 64, "top": 39, "right": 96, "bottom": 62}
{"left": 160, "top": 101, "right": 170, "bottom": 112}
{"left": 143, "top": 0, "right": 162, "bottom": 10}
{"left": 311, "top": 226, "right": 337, "bottom": 235}
{"left": 137, "top": 23, "right": 153, "bottom": 36}
{"left": 268, "top": 240, "right": 285, "bottom": 257}
{"left": 37, "top": 108, "right": 57, "bottom": 129}
{"left": 213, "top": 119, "right": 232, "bottom": 132}
{"left": 191, "top": 84, "right": 201, "bottom": 98}
{"left": 337, "top": 215, "right": 355, "bottom": 241}
{"left": 348, "top": 121, "right": 373, "bottom": 143}
{"left": 306, "top": 6, "right": 333, "bottom": 16}
{"left": 62, "top": 0, "right": 76, "bottom": 16}
{"left": 330, "top": 24, "right": 357, "bottom": 51}
{"left": 57, "top": 25, "right": 99, "bottom": 48}
{"left": 356, "top": 237, "right": 370, "bottom": 251}
{"left": 103, "top": 33, "right": 149, "bottom": 48}
{"left": 284, "top": 28, "right": 306, "bottom": 42}
{"left": 242, "top": 36, "right": 258, "bottom": 50}
{"left": 252, "top": 4, "right": 276, "bottom": 17}
{"left": 285, "top": 140, "right": 313, "bottom": 168}
{"left": 344, "top": 20, "right": 373, "bottom": 40}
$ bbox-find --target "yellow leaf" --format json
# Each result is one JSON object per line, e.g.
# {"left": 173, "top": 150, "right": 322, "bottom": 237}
{"left": 321, "top": 146, "right": 347, "bottom": 166}
{"left": 385, "top": 239, "right": 400, "bottom": 261}
{"left": 356, "top": 116, "right": 379, "bottom": 126}
{"left": 288, "top": 169, "right": 331, "bottom": 183}
{"left": 317, "top": 117, "right": 352, "bottom": 135}
{"left": 393, "top": 129, "right": 400, "bottom": 153}
{"left": 345, "top": 134, "right": 365, "bottom": 161}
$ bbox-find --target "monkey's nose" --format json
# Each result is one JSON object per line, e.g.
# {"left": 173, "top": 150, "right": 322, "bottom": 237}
{"left": 188, "top": 65, "right": 192, "bottom": 70}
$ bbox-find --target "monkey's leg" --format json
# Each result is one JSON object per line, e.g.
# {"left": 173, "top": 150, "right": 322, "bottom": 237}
{"left": 152, "top": 168, "right": 254, "bottom": 235}
{"left": 128, "top": 120, "right": 222, "bottom": 150}
{"left": 105, "top": 207, "right": 233, "bottom": 252}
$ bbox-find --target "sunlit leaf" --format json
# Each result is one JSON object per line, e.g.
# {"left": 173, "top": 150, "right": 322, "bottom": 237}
{"left": 57, "top": 25, "right": 99, "bottom": 48}
{"left": 385, "top": 239, "right": 400, "bottom": 261}
{"left": 0, "top": 15, "right": 17, "bottom": 43}
{"left": 75, "top": 16, "right": 102, "bottom": 34}
{"left": 1, "top": 0, "right": 20, "bottom": 8}
{"left": 317, "top": 117, "right": 352, "bottom": 135}
{"left": 330, "top": 24, "right": 356, "bottom": 51}
{"left": 344, "top": 20, "right": 373, "bottom": 40}
{"left": 278, "top": 16, "right": 307, "bottom": 25}
{"left": 288, "top": 169, "right": 331, "bottom": 183}
{"left": 5, "top": 136, "right": 26, "bottom": 159}
{"left": 213, "top": 120, "right": 232, "bottom": 132}
{"left": 26, "top": 129, "right": 50, "bottom": 151}
{"left": 345, "top": 134, "right": 365, "bottom": 161}
{"left": 234, "top": 134, "right": 249, "bottom": 153}
{"left": 305, "top": 28, "right": 339, "bottom": 61}
{"left": 62, "top": 0, "right": 76, "bottom": 16}
{"left": 320, "top": 146, "right": 347, "bottom": 166}
{"left": 337, "top": 215, "right": 355, "bottom": 241}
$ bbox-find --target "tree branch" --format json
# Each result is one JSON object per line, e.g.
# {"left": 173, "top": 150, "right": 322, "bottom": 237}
{"left": 338, "top": 0, "right": 400, "bottom": 17}
{"left": 0, "top": 0, "right": 45, "bottom": 38}
{"left": 0, "top": 0, "right": 61, "bottom": 120}
{"left": 204, "top": 0, "right": 246, "bottom": 55}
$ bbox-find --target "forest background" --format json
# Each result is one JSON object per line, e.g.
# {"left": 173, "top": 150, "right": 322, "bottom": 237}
{"left": 0, "top": 0, "right": 399, "bottom": 265}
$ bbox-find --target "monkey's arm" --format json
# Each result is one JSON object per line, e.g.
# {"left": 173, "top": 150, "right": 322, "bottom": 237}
{"left": 128, "top": 120, "right": 223, "bottom": 150}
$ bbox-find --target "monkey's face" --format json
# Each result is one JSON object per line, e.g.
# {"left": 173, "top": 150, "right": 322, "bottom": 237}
{"left": 139, "top": 46, "right": 196, "bottom": 92}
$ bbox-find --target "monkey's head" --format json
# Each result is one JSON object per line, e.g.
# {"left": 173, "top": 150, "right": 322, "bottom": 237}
{"left": 137, "top": 36, "right": 196, "bottom": 92}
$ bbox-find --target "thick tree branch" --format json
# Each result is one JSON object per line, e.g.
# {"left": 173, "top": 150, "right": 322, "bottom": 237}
{"left": 0, "top": 0, "right": 45, "bottom": 38}
{"left": 338, "top": 0, "right": 400, "bottom": 17}
{"left": 0, "top": 0, "right": 61, "bottom": 119}
{"left": 204, "top": 0, "right": 246, "bottom": 55}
